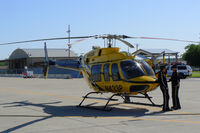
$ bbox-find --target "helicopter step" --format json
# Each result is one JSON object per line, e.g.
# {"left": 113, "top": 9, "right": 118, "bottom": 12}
{"left": 83, "top": 96, "right": 118, "bottom": 101}
{"left": 125, "top": 101, "right": 162, "bottom": 107}
{"left": 129, "top": 95, "right": 153, "bottom": 99}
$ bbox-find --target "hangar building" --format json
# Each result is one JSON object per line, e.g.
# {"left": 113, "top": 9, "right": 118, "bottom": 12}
{"left": 8, "top": 48, "right": 78, "bottom": 70}
{"left": 4, "top": 48, "right": 81, "bottom": 78}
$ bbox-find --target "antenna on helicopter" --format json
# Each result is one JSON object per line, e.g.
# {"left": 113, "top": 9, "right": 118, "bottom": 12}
{"left": 67, "top": 25, "right": 71, "bottom": 57}
{"left": 135, "top": 43, "right": 139, "bottom": 51}
{"left": 108, "top": 38, "right": 112, "bottom": 48}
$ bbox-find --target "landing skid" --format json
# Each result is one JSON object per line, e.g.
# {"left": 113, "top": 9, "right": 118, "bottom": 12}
{"left": 122, "top": 93, "right": 163, "bottom": 107}
{"left": 78, "top": 92, "right": 162, "bottom": 111}
{"left": 78, "top": 92, "right": 121, "bottom": 111}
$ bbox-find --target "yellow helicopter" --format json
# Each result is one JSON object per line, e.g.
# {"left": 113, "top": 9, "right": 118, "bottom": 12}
{"left": 0, "top": 34, "right": 198, "bottom": 111}
{"left": 76, "top": 35, "right": 159, "bottom": 110}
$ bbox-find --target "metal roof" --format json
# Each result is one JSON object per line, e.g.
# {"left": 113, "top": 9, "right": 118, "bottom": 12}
{"left": 134, "top": 49, "right": 178, "bottom": 57}
{"left": 141, "top": 49, "right": 178, "bottom": 54}
{"left": 9, "top": 48, "right": 78, "bottom": 59}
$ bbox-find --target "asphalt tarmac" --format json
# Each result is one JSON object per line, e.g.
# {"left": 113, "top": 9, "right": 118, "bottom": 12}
{"left": 0, "top": 77, "right": 200, "bottom": 133}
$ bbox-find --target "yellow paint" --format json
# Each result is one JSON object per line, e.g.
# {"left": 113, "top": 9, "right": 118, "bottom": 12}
{"left": 163, "top": 52, "right": 166, "bottom": 65}
{"left": 45, "top": 66, "right": 49, "bottom": 79}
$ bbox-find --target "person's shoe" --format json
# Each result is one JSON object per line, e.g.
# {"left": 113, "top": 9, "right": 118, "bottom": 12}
{"left": 171, "top": 106, "right": 178, "bottom": 110}
{"left": 123, "top": 100, "right": 130, "bottom": 103}
{"left": 162, "top": 108, "right": 172, "bottom": 112}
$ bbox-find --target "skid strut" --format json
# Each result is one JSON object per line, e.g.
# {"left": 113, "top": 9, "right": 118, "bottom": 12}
{"left": 78, "top": 92, "right": 120, "bottom": 111}
{"left": 78, "top": 92, "right": 100, "bottom": 107}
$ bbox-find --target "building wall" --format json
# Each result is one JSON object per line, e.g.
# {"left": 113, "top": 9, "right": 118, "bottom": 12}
{"left": 9, "top": 58, "right": 27, "bottom": 69}
{"left": 8, "top": 57, "right": 79, "bottom": 69}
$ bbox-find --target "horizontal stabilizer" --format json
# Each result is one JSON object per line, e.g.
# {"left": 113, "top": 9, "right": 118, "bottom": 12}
{"left": 55, "top": 60, "right": 82, "bottom": 72}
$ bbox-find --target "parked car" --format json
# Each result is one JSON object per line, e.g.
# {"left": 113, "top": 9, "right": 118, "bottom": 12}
{"left": 23, "top": 70, "right": 34, "bottom": 78}
{"left": 167, "top": 64, "right": 192, "bottom": 78}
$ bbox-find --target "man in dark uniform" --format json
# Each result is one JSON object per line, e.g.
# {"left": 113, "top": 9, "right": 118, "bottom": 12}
{"left": 169, "top": 65, "right": 181, "bottom": 110}
{"left": 158, "top": 65, "right": 171, "bottom": 111}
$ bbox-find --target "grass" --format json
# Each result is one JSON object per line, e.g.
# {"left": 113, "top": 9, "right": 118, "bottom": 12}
{"left": 0, "top": 62, "right": 8, "bottom": 66}
{"left": 190, "top": 71, "right": 200, "bottom": 78}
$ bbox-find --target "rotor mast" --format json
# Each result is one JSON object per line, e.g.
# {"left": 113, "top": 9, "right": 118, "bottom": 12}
{"left": 108, "top": 38, "right": 113, "bottom": 48}
{"left": 101, "top": 35, "right": 116, "bottom": 48}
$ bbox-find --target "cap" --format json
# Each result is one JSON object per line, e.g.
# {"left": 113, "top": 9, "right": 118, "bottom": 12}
{"left": 172, "top": 65, "right": 177, "bottom": 69}
{"left": 160, "top": 65, "right": 166, "bottom": 70}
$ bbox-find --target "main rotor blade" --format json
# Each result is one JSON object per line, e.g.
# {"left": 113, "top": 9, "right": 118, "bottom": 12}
{"left": 70, "top": 36, "right": 94, "bottom": 45}
{"left": 125, "top": 36, "right": 200, "bottom": 43}
{"left": 116, "top": 37, "right": 134, "bottom": 48}
{"left": 0, "top": 36, "right": 94, "bottom": 45}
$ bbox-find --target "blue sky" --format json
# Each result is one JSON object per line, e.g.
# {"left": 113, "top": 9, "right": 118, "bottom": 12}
{"left": 0, "top": 0, "right": 200, "bottom": 59}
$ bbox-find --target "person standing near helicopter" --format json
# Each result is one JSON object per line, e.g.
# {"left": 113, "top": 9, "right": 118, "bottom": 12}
{"left": 158, "top": 65, "right": 171, "bottom": 111}
{"left": 169, "top": 65, "right": 181, "bottom": 110}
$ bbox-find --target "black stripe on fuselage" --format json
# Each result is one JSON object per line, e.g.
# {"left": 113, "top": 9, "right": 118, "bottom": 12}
{"left": 123, "top": 79, "right": 158, "bottom": 84}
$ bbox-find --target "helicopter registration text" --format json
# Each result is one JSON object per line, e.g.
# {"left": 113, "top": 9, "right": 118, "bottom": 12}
{"left": 104, "top": 85, "right": 123, "bottom": 92}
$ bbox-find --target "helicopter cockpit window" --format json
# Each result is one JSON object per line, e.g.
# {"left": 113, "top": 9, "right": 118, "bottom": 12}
{"left": 120, "top": 60, "right": 145, "bottom": 79}
{"left": 139, "top": 60, "right": 155, "bottom": 76}
{"left": 91, "top": 64, "right": 101, "bottom": 82}
{"left": 112, "top": 63, "right": 121, "bottom": 81}
{"left": 103, "top": 64, "right": 110, "bottom": 81}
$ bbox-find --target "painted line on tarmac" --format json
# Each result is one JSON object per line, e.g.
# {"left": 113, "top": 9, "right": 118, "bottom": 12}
{"left": 0, "top": 87, "right": 162, "bottom": 111}
{"left": 65, "top": 116, "right": 200, "bottom": 124}
{"left": 0, "top": 87, "right": 197, "bottom": 113}
{"left": 0, "top": 114, "right": 200, "bottom": 124}
{"left": 1, "top": 87, "right": 200, "bottom": 121}
{"left": 0, "top": 88, "right": 81, "bottom": 101}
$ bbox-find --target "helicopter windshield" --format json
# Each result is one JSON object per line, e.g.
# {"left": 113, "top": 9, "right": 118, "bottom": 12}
{"left": 139, "top": 60, "right": 155, "bottom": 76}
{"left": 120, "top": 60, "right": 145, "bottom": 79}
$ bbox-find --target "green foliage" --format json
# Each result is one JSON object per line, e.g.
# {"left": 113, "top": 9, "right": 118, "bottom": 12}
{"left": 190, "top": 71, "right": 200, "bottom": 78}
{"left": 0, "top": 62, "right": 8, "bottom": 66}
{"left": 182, "top": 44, "right": 200, "bottom": 67}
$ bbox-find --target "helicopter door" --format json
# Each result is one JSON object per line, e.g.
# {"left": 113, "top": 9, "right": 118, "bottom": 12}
{"left": 103, "top": 64, "right": 110, "bottom": 82}
{"left": 103, "top": 63, "right": 123, "bottom": 92}
{"left": 100, "top": 63, "right": 110, "bottom": 92}
{"left": 91, "top": 64, "right": 101, "bottom": 82}
{"left": 111, "top": 63, "right": 121, "bottom": 81}
{"left": 90, "top": 64, "right": 107, "bottom": 91}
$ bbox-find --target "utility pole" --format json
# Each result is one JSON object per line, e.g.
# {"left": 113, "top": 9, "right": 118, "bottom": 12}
{"left": 67, "top": 25, "right": 71, "bottom": 57}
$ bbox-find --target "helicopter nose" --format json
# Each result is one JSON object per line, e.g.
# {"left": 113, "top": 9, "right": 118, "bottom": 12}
{"left": 129, "top": 76, "right": 157, "bottom": 93}
{"left": 133, "top": 76, "right": 156, "bottom": 82}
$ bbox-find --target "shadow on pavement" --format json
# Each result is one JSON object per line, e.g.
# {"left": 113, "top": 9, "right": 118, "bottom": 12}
{"left": 0, "top": 100, "right": 160, "bottom": 133}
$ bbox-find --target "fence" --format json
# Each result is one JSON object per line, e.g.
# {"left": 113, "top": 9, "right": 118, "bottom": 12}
{"left": 0, "top": 67, "right": 82, "bottom": 79}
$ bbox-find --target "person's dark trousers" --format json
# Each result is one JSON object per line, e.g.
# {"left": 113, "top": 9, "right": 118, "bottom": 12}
{"left": 124, "top": 95, "right": 131, "bottom": 103}
{"left": 172, "top": 85, "right": 181, "bottom": 109}
{"left": 160, "top": 85, "right": 170, "bottom": 111}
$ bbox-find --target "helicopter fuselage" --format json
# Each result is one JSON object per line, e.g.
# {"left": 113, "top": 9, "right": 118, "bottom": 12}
{"left": 81, "top": 47, "right": 159, "bottom": 95}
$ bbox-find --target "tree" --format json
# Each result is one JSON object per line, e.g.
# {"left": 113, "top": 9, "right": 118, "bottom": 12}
{"left": 182, "top": 44, "right": 200, "bottom": 67}
{"left": 0, "top": 62, "right": 8, "bottom": 66}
